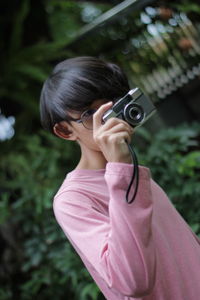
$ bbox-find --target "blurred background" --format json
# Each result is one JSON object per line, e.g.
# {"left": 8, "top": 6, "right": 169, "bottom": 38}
{"left": 0, "top": 0, "right": 200, "bottom": 299}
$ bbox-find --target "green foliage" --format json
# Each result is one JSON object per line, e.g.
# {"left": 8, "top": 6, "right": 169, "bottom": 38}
{"left": 173, "top": 0, "right": 200, "bottom": 14}
{"left": 1, "top": 1, "right": 67, "bottom": 134}
{"left": 0, "top": 131, "right": 104, "bottom": 300}
{"left": 136, "top": 122, "right": 200, "bottom": 235}
{"left": 0, "top": 0, "right": 110, "bottom": 135}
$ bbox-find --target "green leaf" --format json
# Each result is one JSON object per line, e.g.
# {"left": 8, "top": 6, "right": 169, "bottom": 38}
{"left": 15, "top": 64, "right": 49, "bottom": 82}
{"left": 9, "top": 0, "right": 31, "bottom": 54}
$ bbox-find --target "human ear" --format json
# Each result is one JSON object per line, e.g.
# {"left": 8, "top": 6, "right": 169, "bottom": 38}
{"left": 53, "top": 122, "right": 76, "bottom": 141}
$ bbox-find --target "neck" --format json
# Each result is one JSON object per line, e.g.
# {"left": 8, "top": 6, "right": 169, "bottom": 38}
{"left": 75, "top": 146, "right": 107, "bottom": 170}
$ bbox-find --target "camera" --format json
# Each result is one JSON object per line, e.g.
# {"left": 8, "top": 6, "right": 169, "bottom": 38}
{"left": 102, "top": 87, "right": 156, "bottom": 128}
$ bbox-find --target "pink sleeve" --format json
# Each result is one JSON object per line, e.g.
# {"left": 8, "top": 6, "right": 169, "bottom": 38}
{"left": 53, "top": 163, "right": 156, "bottom": 298}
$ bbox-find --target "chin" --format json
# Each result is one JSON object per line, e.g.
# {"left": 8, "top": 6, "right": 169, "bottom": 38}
{"left": 92, "top": 145, "right": 101, "bottom": 152}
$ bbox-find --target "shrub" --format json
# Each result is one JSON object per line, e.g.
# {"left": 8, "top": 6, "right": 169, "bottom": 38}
{"left": 0, "top": 132, "right": 103, "bottom": 300}
{"left": 136, "top": 122, "right": 200, "bottom": 234}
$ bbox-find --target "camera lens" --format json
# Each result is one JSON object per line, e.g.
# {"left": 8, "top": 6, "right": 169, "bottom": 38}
{"left": 129, "top": 107, "right": 142, "bottom": 120}
{"left": 124, "top": 103, "right": 145, "bottom": 126}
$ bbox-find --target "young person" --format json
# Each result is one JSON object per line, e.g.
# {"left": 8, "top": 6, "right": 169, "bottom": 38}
{"left": 40, "top": 56, "right": 200, "bottom": 300}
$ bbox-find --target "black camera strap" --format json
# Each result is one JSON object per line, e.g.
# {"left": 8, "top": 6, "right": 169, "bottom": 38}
{"left": 125, "top": 143, "right": 139, "bottom": 204}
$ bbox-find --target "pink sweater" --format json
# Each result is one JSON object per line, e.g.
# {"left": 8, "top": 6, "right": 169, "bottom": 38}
{"left": 53, "top": 163, "right": 200, "bottom": 299}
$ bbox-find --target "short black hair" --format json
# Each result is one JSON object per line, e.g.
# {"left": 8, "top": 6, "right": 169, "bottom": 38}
{"left": 40, "top": 56, "right": 130, "bottom": 134}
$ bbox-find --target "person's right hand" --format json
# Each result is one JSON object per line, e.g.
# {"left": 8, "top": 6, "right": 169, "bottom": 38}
{"left": 93, "top": 102, "right": 134, "bottom": 164}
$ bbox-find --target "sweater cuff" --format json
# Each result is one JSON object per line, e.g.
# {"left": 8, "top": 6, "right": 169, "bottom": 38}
{"left": 105, "top": 162, "right": 151, "bottom": 180}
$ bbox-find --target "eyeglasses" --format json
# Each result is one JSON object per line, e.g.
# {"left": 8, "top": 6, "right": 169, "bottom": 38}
{"left": 68, "top": 108, "right": 97, "bottom": 130}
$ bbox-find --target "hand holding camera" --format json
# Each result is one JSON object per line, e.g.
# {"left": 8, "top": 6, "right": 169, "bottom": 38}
{"left": 93, "top": 102, "right": 133, "bottom": 164}
{"left": 102, "top": 87, "right": 156, "bottom": 128}
{"left": 93, "top": 87, "right": 156, "bottom": 164}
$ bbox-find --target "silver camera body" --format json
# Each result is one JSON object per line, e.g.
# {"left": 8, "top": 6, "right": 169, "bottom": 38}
{"left": 102, "top": 87, "right": 156, "bottom": 128}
